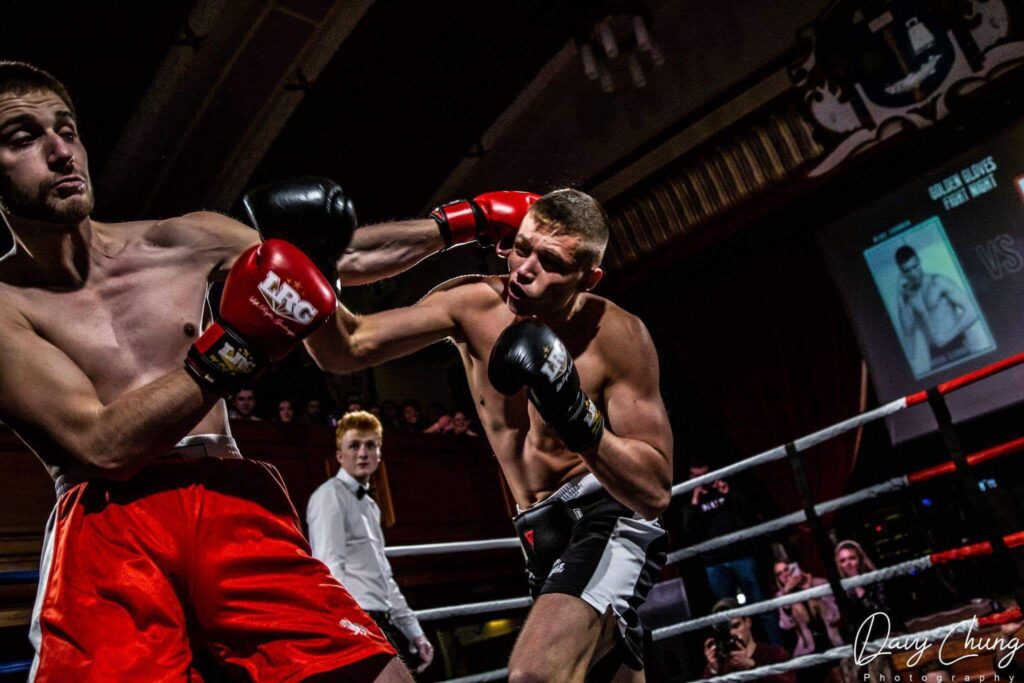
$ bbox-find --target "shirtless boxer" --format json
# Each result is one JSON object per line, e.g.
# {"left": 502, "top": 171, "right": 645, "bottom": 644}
{"left": 0, "top": 61, "right": 473, "bottom": 682}
{"left": 894, "top": 244, "right": 987, "bottom": 372}
{"left": 304, "top": 189, "right": 674, "bottom": 682}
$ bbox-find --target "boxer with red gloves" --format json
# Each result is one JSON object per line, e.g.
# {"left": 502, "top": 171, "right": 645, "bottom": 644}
{"left": 0, "top": 63, "right": 442, "bottom": 682}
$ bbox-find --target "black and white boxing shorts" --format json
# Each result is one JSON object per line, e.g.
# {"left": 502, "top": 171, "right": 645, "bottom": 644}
{"left": 512, "top": 473, "right": 667, "bottom": 670}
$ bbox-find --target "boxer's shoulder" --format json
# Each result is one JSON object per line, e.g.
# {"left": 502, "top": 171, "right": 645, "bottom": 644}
{"left": 425, "top": 274, "right": 505, "bottom": 309}
{"left": 144, "top": 211, "right": 254, "bottom": 248}
{"left": 145, "top": 211, "right": 259, "bottom": 274}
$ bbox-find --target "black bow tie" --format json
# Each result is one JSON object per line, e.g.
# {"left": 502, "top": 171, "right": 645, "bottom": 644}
{"left": 356, "top": 485, "right": 373, "bottom": 500}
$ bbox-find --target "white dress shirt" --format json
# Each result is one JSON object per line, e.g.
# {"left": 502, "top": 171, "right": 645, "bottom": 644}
{"left": 306, "top": 468, "right": 424, "bottom": 641}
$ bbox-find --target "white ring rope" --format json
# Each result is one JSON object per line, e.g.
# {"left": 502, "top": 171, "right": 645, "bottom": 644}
{"left": 386, "top": 538, "right": 520, "bottom": 558}
{"left": 672, "top": 397, "right": 908, "bottom": 498}
{"left": 415, "top": 597, "right": 533, "bottom": 622}
{"left": 667, "top": 476, "right": 908, "bottom": 563}
{"left": 653, "top": 555, "right": 934, "bottom": 640}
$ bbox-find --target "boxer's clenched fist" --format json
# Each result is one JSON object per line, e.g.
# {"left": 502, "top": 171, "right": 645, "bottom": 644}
{"left": 185, "top": 239, "right": 336, "bottom": 394}
{"left": 431, "top": 191, "right": 539, "bottom": 254}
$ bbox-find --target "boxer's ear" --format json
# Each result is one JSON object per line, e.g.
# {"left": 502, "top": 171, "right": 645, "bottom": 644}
{"left": 581, "top": 267, "right": 603, "bottom": 292}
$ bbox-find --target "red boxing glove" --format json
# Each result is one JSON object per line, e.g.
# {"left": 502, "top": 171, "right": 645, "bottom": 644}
{"left": 185, "top": 239, "right": 337, "bottom": 394}
{"left": 431, "top": 191, "right": 540, "bottom": 252}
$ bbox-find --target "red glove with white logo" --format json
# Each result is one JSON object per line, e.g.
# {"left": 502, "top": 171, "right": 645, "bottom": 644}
{"left": 185, "top": 239, "right": 337, "bottom": 394}
{"left": 431, "top": 191, "right": 540, "bottom": 253}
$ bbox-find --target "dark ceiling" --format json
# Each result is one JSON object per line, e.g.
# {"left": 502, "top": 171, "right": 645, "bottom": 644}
{"left": 2, "top": 1, "right": 195, "bottom": 188}
{"left": 4, "top": 1, "right": 586, "bottom": 225}
{"left": 249, "top": 1, "right": 583, "bottom": 223}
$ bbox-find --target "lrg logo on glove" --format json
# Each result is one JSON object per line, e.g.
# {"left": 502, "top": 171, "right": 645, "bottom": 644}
{"left": 258, "top": 270, "right": 320, "bottom": 324}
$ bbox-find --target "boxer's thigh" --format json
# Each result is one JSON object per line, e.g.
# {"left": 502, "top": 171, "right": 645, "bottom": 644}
{"left": 189, "top": 459, "right": 394, "bottom": 680}
{"left": 34, "top": 481, "right": 193, "bottom": 682}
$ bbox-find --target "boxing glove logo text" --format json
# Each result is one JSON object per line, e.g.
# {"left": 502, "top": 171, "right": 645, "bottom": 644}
{"left": 258, "top": 270, "right": 319, "bottom": 324}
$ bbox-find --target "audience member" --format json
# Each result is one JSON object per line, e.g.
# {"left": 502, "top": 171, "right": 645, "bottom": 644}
{"left": 835, "top": 540, "right": 896, "bottom": 683}
{"left": 397, "top": 400, "right": 423, "bottom": 433}
{"left": 702, "top": 598, "right": 796, "bottom": 683}
{"left": 835, "top": 540, "right": 896, "bottom": 624}
{"left": 306, "top": 412, "right": 435, "bottom": 673}
{"left": 773, "top": 561, "right": 843, "bottom": 657}
{"left": 277, "top": 399, "right": 295, "bottom": 424}
{"left": 228, "top": 387, "right": 261, "bottom": 421}
{"left": 301, "top": 398, "right": 328, "bottom": 425}
{"left": 450, "top": 410, "right": 479, "bottom": 437}
{"left": 683, "top": 458, "right": 781, "bottom": 644}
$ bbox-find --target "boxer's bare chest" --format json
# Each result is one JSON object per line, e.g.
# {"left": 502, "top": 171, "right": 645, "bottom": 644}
{"left": 457, "top": 299, "right": 611, "bottom": 507}
{"left": 1, "top": 235, "right": 212, "bottom": 402}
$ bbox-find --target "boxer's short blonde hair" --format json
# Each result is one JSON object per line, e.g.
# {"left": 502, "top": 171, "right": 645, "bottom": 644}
{"left": 530, "top": 189, "right": 609, "bottom": 267}
{"left": 336, "top": 410, "right": 383, "bottom": 446}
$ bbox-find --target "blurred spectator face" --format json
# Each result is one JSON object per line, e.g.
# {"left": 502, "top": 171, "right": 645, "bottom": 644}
{"left": 306, "top": 399, "right": 323, "bottom": 420}
{"left": 689, "top": 464, "right": 709, "bottom": 479}
{"left": 381, "top": 400, "right": 399, "bottom": 419}
{"left": 403, "top": 404, "right": 420, "bottom": 425}
{"left": 729, "top": 616, "right": 752, "bottom": 647}
{"left": 452, "top": 411, "right": 471, "bottom": 434}
{"left": 278, "top": 400, "right": 294, "bottom": 423}
{"left": 369, "top": 405, "right": 381, "bottom": 417}
{"left": 837, "top": 547, "right": 860, "bottom": 577}
{"left": 233, "top": 390, "right": 256, "bottom": 418}
{"left": 336, "top": 428, "right": 381, "bottom": 485}
{"left": 347, "top": 401, "right": 362, "bottom": 413}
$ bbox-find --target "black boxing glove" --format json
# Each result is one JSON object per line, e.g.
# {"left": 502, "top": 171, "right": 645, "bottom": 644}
{"left": 488, "top": 319, "right": 605, "bottom": 452}
{"left": 242, "top": 176, "right": 356, "bottom": 282}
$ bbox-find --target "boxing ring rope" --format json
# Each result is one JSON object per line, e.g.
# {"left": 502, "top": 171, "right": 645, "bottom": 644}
{"left": 691, "top": 608, "right": 1024, "bottom": 683}
{"left": 654, "top": 531, "right": 1024, "bottom": 640}
{"left": 437, "top": 534, "right": 1024, "bottom": 682}
{"left": 385, "top": 537, "right": 519, "bottom": 558}
{"left": 412, "top": 431, "right": 1024, "bottom": 626}
{"left": 673, "top": 350, "right": 1024, "bottom": 497}
{"left": 668, "top": 435, "right": 1024, "bottom": 564}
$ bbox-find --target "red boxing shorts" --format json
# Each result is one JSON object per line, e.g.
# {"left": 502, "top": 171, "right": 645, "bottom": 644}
{"left": 29, "top": 435, "right": 395, "bottom": 682}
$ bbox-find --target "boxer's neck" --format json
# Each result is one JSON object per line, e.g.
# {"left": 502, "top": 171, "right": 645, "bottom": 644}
{"left": 6, "top": 214, "right": 94, "bottom": 287}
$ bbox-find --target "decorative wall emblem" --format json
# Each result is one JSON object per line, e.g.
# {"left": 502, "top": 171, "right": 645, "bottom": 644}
{"left": 790, "top": 0, "right": 1024, "bottom": 176}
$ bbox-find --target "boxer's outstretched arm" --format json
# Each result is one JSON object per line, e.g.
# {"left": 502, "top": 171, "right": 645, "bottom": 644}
{"left": 0, "top": 302, "right": 219, "bottom": 473}
{"left": 580, "top": 317, "right": 673, "bottom": 520}
{"left": 338, "top": 219, "right": 445, "bottom": 286}
{"left": 305, "top": 277, "right": 490, "bottom": 373}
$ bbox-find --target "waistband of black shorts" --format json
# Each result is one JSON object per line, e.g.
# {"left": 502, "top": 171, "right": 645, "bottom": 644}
{"left": 53, "top": 434, "right": 242, "bottom": 498}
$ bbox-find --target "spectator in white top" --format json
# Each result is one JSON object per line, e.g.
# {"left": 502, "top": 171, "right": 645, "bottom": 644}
{"left": 306, "top": 411, "right": 435, "bottom": 673}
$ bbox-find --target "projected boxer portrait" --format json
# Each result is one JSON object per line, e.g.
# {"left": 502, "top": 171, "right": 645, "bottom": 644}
{"left": 864, "top": 217, "right": 995, "bottom": 378}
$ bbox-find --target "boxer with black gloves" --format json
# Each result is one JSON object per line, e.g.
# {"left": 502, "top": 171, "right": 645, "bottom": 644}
{"left": 0, "top": 62, "right": 457, "bottom": 682}
{"left": 307, "top": 188, "right": 672, "bottom": 683}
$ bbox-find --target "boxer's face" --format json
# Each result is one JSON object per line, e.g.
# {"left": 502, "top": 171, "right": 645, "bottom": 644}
{"left": 899, "top": 255, "right": 923, "bottom": 289}
{"left": 0, "top": 89, "right": 93, "bottom": 223}
{"left": 337, "top": 428, "right": 381, "bottom": 484}
{"left": 507, "top": 215, "right": 602, "bottom": 317}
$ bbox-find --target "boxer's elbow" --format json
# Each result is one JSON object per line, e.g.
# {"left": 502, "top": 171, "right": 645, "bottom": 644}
{"left": 636, "top": 488, "right": 671, "bottom": 520}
